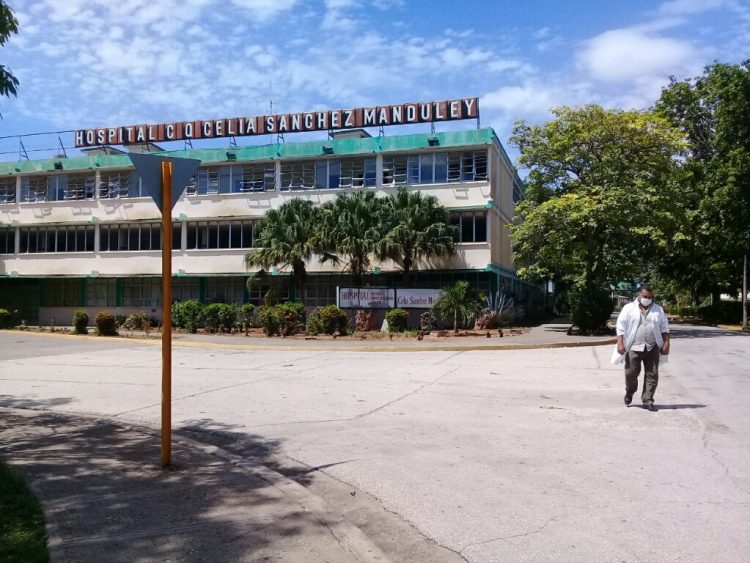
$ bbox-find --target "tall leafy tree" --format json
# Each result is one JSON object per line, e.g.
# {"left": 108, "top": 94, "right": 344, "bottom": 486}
{"left": 376, "top": 187, "right": 456, "bottom": 281}
{"left": 244, "top": 198, "right": 321, "bottom": 300}
{"left": 0, "top": 1, "right": 19, "bottom": 97}
{"left": 509, "top": 105, "right": 685, "bottom": 330}
{"left": 656, "top": 61, "right": 750, "bottom": 304}
{"left": 319, "top": 190, "right": 384, "bottom": 286}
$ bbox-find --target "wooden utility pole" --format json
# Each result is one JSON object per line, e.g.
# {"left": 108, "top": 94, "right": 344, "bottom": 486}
{"left": 160, "top": 161, "right": 173, "bottom": 468}
{"left": 743, "top": 253, "right": 747, "bottom": 330}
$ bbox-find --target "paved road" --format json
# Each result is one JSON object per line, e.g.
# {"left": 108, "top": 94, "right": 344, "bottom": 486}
{"left": 1, "top": 326, "right": 748, "bottom": 562}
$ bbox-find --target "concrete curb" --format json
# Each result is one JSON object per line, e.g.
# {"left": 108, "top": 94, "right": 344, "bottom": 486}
{"left": 1, "top": 328, "right": 616, "bottom": 352}
{"left": 0, "top": 406, "right": 389, "bottom": 563}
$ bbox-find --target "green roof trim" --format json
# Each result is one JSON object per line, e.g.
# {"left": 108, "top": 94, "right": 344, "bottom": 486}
{"left": 0, "top": 128, "right": 497, "bottom": 176}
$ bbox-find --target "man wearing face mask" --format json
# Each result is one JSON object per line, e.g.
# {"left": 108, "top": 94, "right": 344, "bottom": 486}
{"left": 614, "top": 286, "right": 670, "bottom": 411}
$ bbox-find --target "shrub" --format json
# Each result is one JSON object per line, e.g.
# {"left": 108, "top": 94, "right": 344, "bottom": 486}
{"left": 73, "top": 310, "right": 89, "bottom": 334}
{"left": 202, "top": 303, "right": 238, "bottom": 333}
{"left": 237, "top": 304, "right": 257, "bottom": 333}
{"left": 276, "top": 302, "right": 306, "bottom": 336}
{"left": 171, "top": 300, "right": 204, "bottom": 333}
{"left": 95, "top": 310, "right": 118, "bottom": 336}
{"left": 114, "top": 315, "right": 128, "bottom": 328}
{"left": 385, "top": 308, "right": 409, "bottom": 332}
{"left": 258, "top": 302, "right": 305, "bottom": 336}
{"left": 696, "top": 301, "right": 745, "bottom": 324}
{"left": 306, "top": 314, "right": 323, "bottom": 336}
{"left": 123, "top": 312, "right": 151, "bottom": 335}
{"left": 257, "top": 305, "right": 281, "bottom": 336}
{"left": 0, "top": 308, "right": 17, "bottom": 329}
{"left": 568, "top": 285, "right": 614, "bottom": 334}
{"left": 310, "top": 305, "right": 348, "bottom": 335}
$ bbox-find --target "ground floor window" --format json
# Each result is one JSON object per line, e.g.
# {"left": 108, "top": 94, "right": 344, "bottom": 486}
{"left": 87, "top": 278, "right": 117, "bottom": 307}
{"left": 173, "top": 278, "right": 201, "bottom": 302}
{"left": 450, "top": 211, "right": 487, "bottom": 243}
{"left": 205, "top": 277, "right": 246, "bottom": 305}
{"left": 46, "top": 278, "right": 81, "bottom": 307}
{"left": 122, "top": 278, "right": 161, "bottom": 307}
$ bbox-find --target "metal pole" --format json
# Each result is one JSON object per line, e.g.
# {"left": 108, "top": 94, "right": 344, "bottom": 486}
{"left": 743, "top": 253, "right": 747, "bottom": 330}
{"left": 161, "top": 161, "right": 173, "bottom": 468}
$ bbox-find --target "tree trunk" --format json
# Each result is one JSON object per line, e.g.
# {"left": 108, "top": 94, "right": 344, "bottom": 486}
{"left": 454, "top": 311, "right": 458, "bottom": 334}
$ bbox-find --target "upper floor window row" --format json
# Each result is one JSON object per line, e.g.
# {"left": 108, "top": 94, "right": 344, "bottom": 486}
{"left": 2, "top": 149, "right": 490, "bottom": 203}
{"left": 19, "top": 225, "right": 95, "bottom": 253}
{"left": 383, "top": 150, "right": 487, "bottom": 186}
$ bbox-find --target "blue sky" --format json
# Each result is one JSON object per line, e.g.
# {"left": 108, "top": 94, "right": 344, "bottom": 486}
{"left": 1, "top": 0, "right": 749, "bottom": 160}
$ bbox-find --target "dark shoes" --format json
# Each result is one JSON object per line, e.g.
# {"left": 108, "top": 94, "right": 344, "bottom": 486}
{"left": 643, "top": 402, "right": 657, "bottom": 412}
{"left": 624, "top": 394, "right": 633, "bottom": 406}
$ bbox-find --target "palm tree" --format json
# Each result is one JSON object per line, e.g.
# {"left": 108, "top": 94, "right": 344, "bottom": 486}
{"left": 319, "top": 191, "right": 384, "bottom": 286}
{"left": 432, "top": 281, "right": 483, "bottom": 333}
{"left": 244, "top": 198, "right": 320, "bottom": 301}
{"left": 376, "top": 187, "right": 456, "bottom": 283}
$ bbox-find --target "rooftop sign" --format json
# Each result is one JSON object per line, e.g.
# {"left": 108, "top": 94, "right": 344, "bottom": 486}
{"left": 74, "top": 97, "right": 479, "bottom": 148}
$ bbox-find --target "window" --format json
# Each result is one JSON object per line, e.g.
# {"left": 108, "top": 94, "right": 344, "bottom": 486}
{"left": 19, "top": 225, "right": 95, "bottom": 253}
{"left": 46, "top": 278, "right": 81, "bottom": 307}
{"left": 99, "top": 171, "right": 136, "bottom": 198}
{"left": 205, "top": 277, "right": 246, "bottom": 305}
{"left": 87, "top": 278, "right": 117, "bottom": 307}
{"left": 382, "top": 155, "right": 408, "bottom": 186}
{"left": 173, "top": 277, "right": 200, "bottom": 302}
{"left": 246, "top": 281, "right": 289, "bottom": 306}
{"left": 405, "top": 153, "right": 449, "bottom": 184}
{"left": 304, "top": 280, "right": 337, "bottom": 307}
{"left": 0, "top": 227, "right": 14, "bottom": 254}
{"left": 0, "top": 177, "right": 15, "bottom": 203}
{"left": 186, "top": 220, "right": 256, "bottom": 250}
{"left": 339, "top": 158, "right": 376, "bottom": 188}
{"left": 447, "top": 150, "right": 487, "bottom": 182}
{"left": 450, "top": 211, "right": 488, "bottom": 243}
{"left": 315, "top": 160, "right": 341, "bottom": 189}
{"left": 100, "top": 223, "right": 164, "bottom": 251}
{"left": 512, "top": 183, "right": 524, "bottom": 204}
{"left": 280, "top": 160, "right": 316, "bottom": 190}
{"left": 21, "top": 176, "right": 49, "bottom": 202}
{"left": 64, "top": 174, "right": 96, "bottom": 200}
{"left": 122, "top": 278, "right": 161, "bottom": 307}
{"left": 238, "top": 163, "right": 275, "bottom": 192}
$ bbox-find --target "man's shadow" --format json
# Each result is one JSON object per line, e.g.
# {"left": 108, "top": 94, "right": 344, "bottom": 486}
{"left": 627, "top": 403, "right": 707, "bottom": 410}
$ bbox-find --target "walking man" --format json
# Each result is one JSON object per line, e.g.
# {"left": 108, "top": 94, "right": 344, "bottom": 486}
{"left": 614, "top": 286, "right": 670, "bottom": 411}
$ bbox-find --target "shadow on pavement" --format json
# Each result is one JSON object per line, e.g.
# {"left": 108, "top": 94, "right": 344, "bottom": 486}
{"left": 670, "top": 327, "right": 749, "bottom": 339}
{"left": 654, "top": 404, "right": 707, "bottom": 410}
{"left": 0, "top": 406, "right": 356, "bottom": 562}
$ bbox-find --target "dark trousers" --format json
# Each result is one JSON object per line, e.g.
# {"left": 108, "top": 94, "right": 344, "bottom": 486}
{"left": 624, "top": 346, "right": 660, "bottom": 404}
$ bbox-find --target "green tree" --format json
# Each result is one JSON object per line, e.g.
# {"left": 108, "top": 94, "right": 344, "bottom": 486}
{"left": 319, "top": 190, "right": 384, "bottom": 286}
{"left": 509, "top": 105, "right": 685, "bottom": 330}
{"left": 376, "top": 187, "right": 456, "bottom": 282}
{"left": 0, "top": 1, "right": 19, "bottom": 97}
{"left": 432, "top": 280, "right": 483, "bottom": 333}
{"left": 244, "top": 198, "right": 321, "bottom": 300}
{"left": 656, "top": 61, "right": 750, "bottom": 305}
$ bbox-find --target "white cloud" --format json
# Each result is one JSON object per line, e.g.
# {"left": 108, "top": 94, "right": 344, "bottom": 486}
{"left": 229, "top": 0, "right": 300, "bottom": 22}
{"left": 577, "top": 28, "right": 701, "bottom": 84}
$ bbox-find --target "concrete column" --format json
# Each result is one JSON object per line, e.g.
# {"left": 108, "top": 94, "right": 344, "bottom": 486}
{"left": 94, "top": 224, "right": 100, "bottom": 252}
{"left": 375, "top": 154, "right": 383, "bottom": 188}
{"left": 94, "top": 170, "right": 101, "bottom": 199}
{"left": 180, "top": 221, "right": 187, "bottom": 252}
{"left": 15, "top": 175, "right": 21, "bottom": 203}
{"left": 274, "top": 160, "right": 281, "bottom": 191}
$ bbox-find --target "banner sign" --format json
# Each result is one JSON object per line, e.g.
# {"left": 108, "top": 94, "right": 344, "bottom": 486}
{"left": 338, "top": 287, "right": 395, "bottom": 309}
{"left": 74, "top": 97, "right": 479, "bottom": 147}
{"left": 395, "top": 288, "right": 441, "bottom": 309}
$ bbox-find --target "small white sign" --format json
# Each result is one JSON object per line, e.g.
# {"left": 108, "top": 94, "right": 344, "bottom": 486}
{"left": 395, "top": 288, "right": 441, "bottom": 309}
{"left": 339, "top": 287, "right": 395, "bottom": 309}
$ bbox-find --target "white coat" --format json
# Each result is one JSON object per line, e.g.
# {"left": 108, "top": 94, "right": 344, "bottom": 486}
{"left": 610, "top": 300, "right": 670, "bottom": 364}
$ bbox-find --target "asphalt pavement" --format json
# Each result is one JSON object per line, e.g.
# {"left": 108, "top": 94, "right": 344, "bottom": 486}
{"left": 0, "top": 324, "right": 748, "bottom": 562}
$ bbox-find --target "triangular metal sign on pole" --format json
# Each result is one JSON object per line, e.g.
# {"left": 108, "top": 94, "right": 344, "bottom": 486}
{"left": 129, "top": 153, "right": 200, "bottom": 212}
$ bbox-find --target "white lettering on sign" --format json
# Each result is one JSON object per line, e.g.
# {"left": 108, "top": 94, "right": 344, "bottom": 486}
{"left": 395, "top": 288, "right": 441, "bottom": 309}
{"left": 339, "top": 287, "right": 395, "bottom": 309}
{"left": 73, "top": 97, "right": 480, "bottom": 147}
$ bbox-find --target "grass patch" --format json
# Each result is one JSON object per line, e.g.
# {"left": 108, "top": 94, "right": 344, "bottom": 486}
{"left": 0, "top": 462, "right": 49, "bottom": 563}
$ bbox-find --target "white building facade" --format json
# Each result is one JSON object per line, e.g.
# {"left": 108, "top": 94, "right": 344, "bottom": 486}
{"left": 0, "top": 127, "right": 541, "bottom": 324}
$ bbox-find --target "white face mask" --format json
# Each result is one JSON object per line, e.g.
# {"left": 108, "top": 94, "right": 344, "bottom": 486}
{"left": 639, "top": 297, "right": 653, "bottom": 306}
